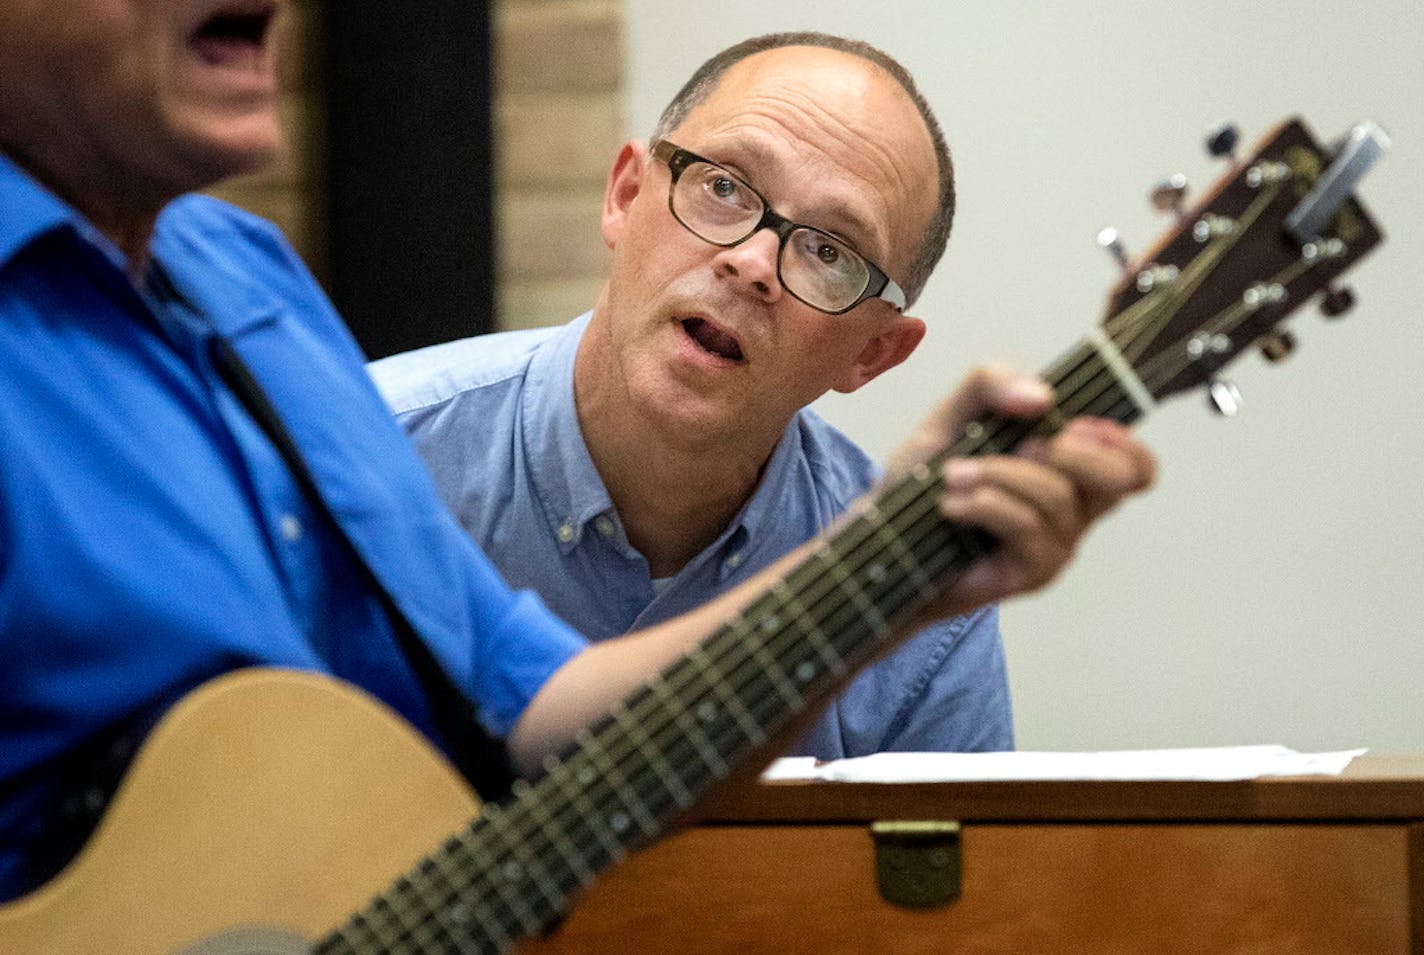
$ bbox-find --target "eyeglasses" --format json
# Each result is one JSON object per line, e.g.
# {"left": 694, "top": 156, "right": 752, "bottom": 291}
{"left": 650, "top": 140, "right": 906, "bottom": 315}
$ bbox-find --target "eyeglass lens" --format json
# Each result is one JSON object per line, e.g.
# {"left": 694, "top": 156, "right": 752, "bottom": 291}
{"left": 674, "top": 160, "right": 872, "bottom": 312}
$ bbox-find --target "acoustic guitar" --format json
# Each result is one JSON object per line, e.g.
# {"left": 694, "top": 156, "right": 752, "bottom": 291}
{"left": 0, "top": 117, "right": 1388, "bottom": 954}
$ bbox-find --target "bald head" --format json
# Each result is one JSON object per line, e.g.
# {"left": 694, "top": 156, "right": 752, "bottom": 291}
{"left": 653, "top": 32, "right": 954, "bottom": 306}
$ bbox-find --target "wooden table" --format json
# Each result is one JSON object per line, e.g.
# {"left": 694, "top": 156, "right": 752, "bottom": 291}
{"left": 520, "top": 755, "right": 1424, "bottom": 954}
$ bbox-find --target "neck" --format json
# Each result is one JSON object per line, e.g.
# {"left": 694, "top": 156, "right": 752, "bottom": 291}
{"left": 573, "top": 309, "right": 781, "bottom": 579}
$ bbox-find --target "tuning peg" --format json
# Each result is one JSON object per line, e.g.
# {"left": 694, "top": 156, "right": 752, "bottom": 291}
{"left": 1320, "top": 284, "right": 1356, "bottom": 318}
{"left": 1150, "top": 174, "right": 1189, "bottom": 217}
{"left": 1096, "top": 226, "right": 1131, "bottom": 270}
{"left": 1257, "top": 329, "right": 1296, "bottom": 363}
{"left": 1207, "top": 378, "right": 1243, "bottom": 416}
{"left": 1205, "top": 122, "right": 1240, "bottom": 161}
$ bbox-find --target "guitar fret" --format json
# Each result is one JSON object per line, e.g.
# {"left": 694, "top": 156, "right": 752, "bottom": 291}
{"left": 329, "top": 915, "right": 380, "bottom": 955}
{"left": 460, "top": 812, "right": 545, "bottom": 937}
{"left": 429, "top": 919, "right": 492, "bottom": 955}
{"left": 406, "top": 904, "right": 454, "bottom": 954}
{"left": 578, "top": 731, "right": 660, "bottom": 836}
{"left": 688, "top": 646, "right": 766, "bottom": 744}
{"left": 481, "top": 803, "right": 569, "bottom": 915}
{"left": 517, "top": 779, "right": 598, "bottom": 889}
{"left": 545, "top": 759, "right": 626, "bottom": 864}
{"left": 611, "top": 702, "right": 697, "bottom": 809}
{"left": 873, "top": 519, "right": 934, "bottom": 595}
{"left": 415, "top": 854, "right": 484, "bottom": 955}
{"left": 402, "top": 873, "right": 452, "bottom": 950}
{"left": 772, "top": 581, "right": 845, "bottom": 675}
{"left": 1085, "top": 328, "right": 1155, "bottom": 416}
{"left": 746, "top": 633, "right": 804, "bottom": 710}
{"left": 650, "top": 676, "right": 729, "bottom": 776}
{"left": 431, "top": 844, "right": 513, "bottom": 954}
{"left": 826, "top": 559, "right": 888, "bottom": 633}
{"left": 412, "top": 855, "right": 456, "bottom": 916}
{"left": 361, "top": 899, "right": 405, "bottom": 952}
{"left": 388, "top": 873, "right": 441, "bottom": 951}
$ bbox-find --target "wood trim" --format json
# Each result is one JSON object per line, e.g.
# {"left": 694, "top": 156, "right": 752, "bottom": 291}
{"left": 521, "top": 822, "right": 1415, "bottom": 954}
{"left": 1409, "top": 821, "right": 1424, "bottom": 954}
{"left": 698, "top": 756, "right": 1424, "bottom": 824}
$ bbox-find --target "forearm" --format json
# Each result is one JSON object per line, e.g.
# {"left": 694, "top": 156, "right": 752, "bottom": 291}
{"left": 506, "top": 515, "right": 1015, "bottom": 773}
{"left": 506, "top": 542, "right": 816, "bottom": 773}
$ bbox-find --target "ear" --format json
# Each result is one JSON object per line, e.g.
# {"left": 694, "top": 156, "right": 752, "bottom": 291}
{"left": 600, "top": 140, "right": 652, "bottom": 249}
{"left": 831, "top": 314, "right": 927, "bottom": 393}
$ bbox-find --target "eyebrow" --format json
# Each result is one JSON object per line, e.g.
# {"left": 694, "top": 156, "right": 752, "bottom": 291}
{"left": 707, "top": 140, "right": 887, "bottom": 261}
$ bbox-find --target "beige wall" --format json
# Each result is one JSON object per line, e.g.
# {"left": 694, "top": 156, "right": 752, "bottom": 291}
{"left": 209, "top": 0, "right": 625, "bottom": 334}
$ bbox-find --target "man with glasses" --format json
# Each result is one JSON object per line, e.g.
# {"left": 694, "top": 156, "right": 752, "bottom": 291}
{"left": 375, "top": 33, "right": 1094, "bottom": 757}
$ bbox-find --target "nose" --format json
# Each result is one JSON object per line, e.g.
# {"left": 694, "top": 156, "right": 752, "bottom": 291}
{"left": 713, "top": 227, "right": 783, "bottom": 304}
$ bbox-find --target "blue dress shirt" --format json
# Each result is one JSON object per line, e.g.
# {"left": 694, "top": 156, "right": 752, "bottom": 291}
{"left": 0, "top": 156, "right": 586, "bottom": 899}
{"left": 371, "top": 313, "right": 1014, "bottom": 761}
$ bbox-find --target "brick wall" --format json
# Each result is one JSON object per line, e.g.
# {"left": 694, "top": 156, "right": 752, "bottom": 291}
{"left": 209, "top": 0, "right": 626, "bottom": 336}
{"left": 495, "top": 0, "right": 625, "bottom": 331}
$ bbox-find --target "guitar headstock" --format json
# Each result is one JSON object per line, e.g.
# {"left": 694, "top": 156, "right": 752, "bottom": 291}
{"left": 1100, "top": 117, "right": 1387, "bottom": 409}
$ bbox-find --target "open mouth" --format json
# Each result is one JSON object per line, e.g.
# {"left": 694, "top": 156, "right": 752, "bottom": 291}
{"left": 680, "top": 317, "right": 744, "bottom": 363}
{"left": 190, "top": 2, "right": 278, "bottom": 68}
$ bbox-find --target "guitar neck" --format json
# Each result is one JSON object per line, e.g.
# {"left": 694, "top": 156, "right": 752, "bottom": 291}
{"left": 316, "top": 340, "right": 1143, "bottom": 954}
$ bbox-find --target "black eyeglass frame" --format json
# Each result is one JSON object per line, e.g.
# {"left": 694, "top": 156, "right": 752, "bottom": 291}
{"left": 650, "top": 139, "right": 907, "bottom": 315}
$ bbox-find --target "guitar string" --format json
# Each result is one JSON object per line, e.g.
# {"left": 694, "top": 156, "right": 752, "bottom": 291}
{"left": 326, "top": 171, "right": 1328, "bottom": 955}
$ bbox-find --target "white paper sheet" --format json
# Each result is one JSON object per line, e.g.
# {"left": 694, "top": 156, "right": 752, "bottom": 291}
{"left": 761, "top": 745, "right": 1367, "bottom": 783}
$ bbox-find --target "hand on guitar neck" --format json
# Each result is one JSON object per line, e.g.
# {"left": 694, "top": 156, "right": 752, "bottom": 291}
{"left": 888, "top": 364, "right": 1156, "bottom": 619}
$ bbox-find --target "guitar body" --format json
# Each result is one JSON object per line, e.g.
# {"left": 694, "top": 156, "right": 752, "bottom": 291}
{"left": 0, "top": 669, "right": 482, "bottom": 954}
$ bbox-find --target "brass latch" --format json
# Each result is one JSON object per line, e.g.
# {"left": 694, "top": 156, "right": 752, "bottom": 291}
{"left": 869, "top": 820, "right": 961, "bottom": 909}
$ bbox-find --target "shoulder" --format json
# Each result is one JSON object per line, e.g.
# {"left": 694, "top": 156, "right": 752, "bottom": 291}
{"left": 153, "top": 194, "right": 334, "bottom": 320}
{"left": 368, "top": 324, "right": 564, "bottom": 416}
{"left": 153, "top": 195, "right": 351, "bottom": 335}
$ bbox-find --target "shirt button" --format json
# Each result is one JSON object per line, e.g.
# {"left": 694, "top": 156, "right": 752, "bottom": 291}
{"left": 594, "top": 516, "right": 615, "bottom": 538}
{"left": 725, "top": 552, "right": 744, "bottom": 571}
{"left": 556, "top": 522, "right": 575, "bottom": 543}
{"left": 279, "top": 514, "right": 303, "bottom": 542}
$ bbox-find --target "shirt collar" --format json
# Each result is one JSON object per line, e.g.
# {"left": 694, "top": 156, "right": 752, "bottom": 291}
{"left": 0, "top": 155, "right": 280, "bottom": 339}
{"left": 726, "top": 411, "right": 805, "bottom": 548}
{"left": 148, "top": 197, "right": 283, "bottom": 339}
{"left": 0, "top": 152, "right": 113, "bottom": 270}
{"left": 519, "top": 312, "right": 616, "bottom": 553}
